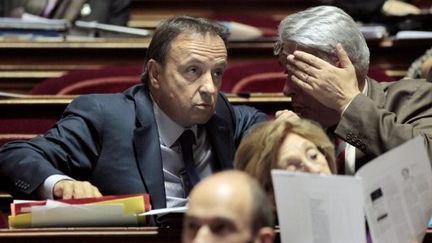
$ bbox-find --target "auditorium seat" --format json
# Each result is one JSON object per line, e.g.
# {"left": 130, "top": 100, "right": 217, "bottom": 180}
{"left": 221, "top": 58, "right": 286, "bottom": 93}
{"left": 30, "top": 66, "right": 142, "bottom": 95}
{"left": 368, "top": 66, "right": 395, "bottom": 82}
{"left": 231, "top": 72, "right": 286, "bottom": 93}
{"left": 222, "top": 59, "right": 395, "bottom": 93}
{"left": 0, "top": 118, "right": 58, "bottom": 146}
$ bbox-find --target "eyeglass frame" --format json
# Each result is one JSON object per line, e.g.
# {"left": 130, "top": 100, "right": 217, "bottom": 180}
{"left": 273, "top": 40, "right": 298, "bottom": 57}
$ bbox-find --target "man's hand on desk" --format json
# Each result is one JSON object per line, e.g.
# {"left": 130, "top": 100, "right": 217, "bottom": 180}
{"left": 53, "top": 180, "right": 102, "bottom": 199}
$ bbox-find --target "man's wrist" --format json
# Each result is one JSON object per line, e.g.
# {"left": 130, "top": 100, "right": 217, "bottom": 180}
{"left": 340, "top": 93, "right": 360, "bottom": 115}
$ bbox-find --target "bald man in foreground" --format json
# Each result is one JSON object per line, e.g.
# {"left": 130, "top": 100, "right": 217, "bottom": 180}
{"left": 182, "top": 170, "right": 275, "bottom": 243}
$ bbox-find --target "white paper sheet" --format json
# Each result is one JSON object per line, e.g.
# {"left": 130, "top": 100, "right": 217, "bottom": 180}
{"left": 357, "top": 136, "right": 432, "bottom": 243}
{"left": 139, "top": 206, "right": 187, "bottom": 216}
{"left": 272, "top": 170, "right": 365, "bottom": 243}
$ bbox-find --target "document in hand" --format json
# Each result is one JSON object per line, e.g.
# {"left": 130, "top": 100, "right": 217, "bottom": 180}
{"left": 8, "top": 193, "right": 151, "bottom": 228}
{"left": 272, "top": 136, "right": 432, "bottom": 243}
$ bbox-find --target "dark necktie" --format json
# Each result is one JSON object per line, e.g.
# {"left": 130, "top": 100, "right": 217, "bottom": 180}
{"left": 178, "top": 129, "right": 200, "bottom": 195}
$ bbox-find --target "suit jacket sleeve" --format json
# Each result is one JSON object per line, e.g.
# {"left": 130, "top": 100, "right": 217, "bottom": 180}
{"left": 232, "top": 105, "right": 268, "bottom": 147}
{"left": 335, "top": 79, "right": 432, "bottom": 164}
{"left": 0, "top": 95, "right": 104, "bottom": 197}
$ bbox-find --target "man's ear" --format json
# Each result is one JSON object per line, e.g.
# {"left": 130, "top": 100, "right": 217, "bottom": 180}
{"left": 147, "top": 59, "right": 162, "bottom": 89}
{"left": 256, "top": 227, "right": 275, "bottom": 243}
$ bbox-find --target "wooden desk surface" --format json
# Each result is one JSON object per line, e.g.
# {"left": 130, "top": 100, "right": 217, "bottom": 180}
{"left": 0, "top": 93, "right": 291, "bottom": 118}
{"left": 1, "top": 227, "right": 432, "bottom": 243}
{"left": 0, "top": 227, "right": 183, "bottom": 243}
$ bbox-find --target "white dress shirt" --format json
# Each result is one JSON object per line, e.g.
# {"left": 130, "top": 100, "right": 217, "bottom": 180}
{"left": 153, "top": 102, "right": 214, "bottom": 207}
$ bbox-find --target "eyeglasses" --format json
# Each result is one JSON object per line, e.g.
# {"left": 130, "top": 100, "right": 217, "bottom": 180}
{"left": 273, "top": 41, "right": 297, "bottom": 56}
{"left": 273, "top": 41, "right": 283, "bottom": 56}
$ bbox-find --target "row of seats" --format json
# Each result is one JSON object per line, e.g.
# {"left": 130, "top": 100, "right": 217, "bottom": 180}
{"left": 0, "top": 60, "right": 394, "bottom": 147}
{"left": 28, "top": 60, "right": 393, "bottom": 95}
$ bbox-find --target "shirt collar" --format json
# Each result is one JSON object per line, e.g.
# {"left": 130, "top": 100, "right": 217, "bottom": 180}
{"left": 152, "top": 98, "right": 197, "bottom": 147}
{"left": 362, "top": 78, "right": 368, "bottom": 95}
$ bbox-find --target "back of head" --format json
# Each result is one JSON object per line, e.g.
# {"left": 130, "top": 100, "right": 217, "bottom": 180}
{"left": 277, "top": 6, "right": 370, "bottom": 81}
{"left": 235, "top": 119, "right": 336, "bottom": 194}
{"left": 141, "top": 16, "right": 229, "bottom": 86}
{"left": 187, "top": 170, "right": 274, "bottom": 234}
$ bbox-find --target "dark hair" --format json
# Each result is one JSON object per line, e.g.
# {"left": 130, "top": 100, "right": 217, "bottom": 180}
{"left": 249, "top": 175, "right": 275, "bottom": 232}
{"left": 141, "top": 15, "right": 229, "bottom": 85}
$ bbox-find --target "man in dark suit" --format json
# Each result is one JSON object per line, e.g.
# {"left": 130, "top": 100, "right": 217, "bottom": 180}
{"left": 0, "top": 16, "right": 267, "bottom": 210}
{"left": 274, "top": 6, "right": 432, "bottom": 174}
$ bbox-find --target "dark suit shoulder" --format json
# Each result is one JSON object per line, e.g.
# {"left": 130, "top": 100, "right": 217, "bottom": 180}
{"left": 67, "top": 94, "right": 128, "bottom": 114}
{"left": 66, "top": 88, "right": 138, "bottom": 112}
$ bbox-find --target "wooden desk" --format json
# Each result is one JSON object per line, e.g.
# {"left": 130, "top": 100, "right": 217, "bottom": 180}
{"left": 1, "top": 227, "right": 432, "bottom": 243}
{"left": 0, "top": 227, "right": 183, "bottom": 243}
{"left": 0, "top": 37, "right": 430, "bottom": 93}
{"left": 0, "top": 93, "right": 291, "bottom": 120}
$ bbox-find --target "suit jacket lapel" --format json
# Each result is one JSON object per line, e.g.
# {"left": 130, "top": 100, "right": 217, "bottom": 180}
{"left": 205, "top": 115, "right": 235, "bottom": 170}
{"left": 132, "top": 88, "right": 166, "bottom": 209}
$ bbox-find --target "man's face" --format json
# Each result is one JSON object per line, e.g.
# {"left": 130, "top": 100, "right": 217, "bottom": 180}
{"left": 150, "top": 32, "right": 227, "bottom": 128}
{"left": 277, "top": 41, "right": 340, "bottom": 127}
{"left": 182, "top": 184, "right": 255, "bottom": 243}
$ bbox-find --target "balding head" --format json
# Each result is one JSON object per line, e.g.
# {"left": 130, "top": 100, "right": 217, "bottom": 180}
{"left": 182, "top": 170, "right": 274, "bottom": 243}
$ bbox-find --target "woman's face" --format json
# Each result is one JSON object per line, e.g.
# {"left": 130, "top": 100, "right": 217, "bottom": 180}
{"left": 277, "top": 133, "right": 331, "bottom": 175}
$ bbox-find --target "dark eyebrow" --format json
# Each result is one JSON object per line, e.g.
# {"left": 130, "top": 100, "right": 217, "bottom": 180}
{"left": 184, "top": 215, "right": 235, "bottom": 226}
{"left": 211, "top": 216, "right": 235, "bottom": 224}
{"left": 182, "top": 57, "right": 227, "bottom": 67}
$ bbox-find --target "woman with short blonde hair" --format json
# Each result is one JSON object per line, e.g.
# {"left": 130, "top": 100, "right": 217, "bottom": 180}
{"left": 235, "top": 119, "right": 336, "bottom": 196}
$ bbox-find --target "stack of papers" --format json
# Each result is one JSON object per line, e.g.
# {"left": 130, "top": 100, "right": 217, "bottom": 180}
{"left": 359, "top": 25, "right": 388, "bottom": 40}
{"left": 273, "top": 136, "right": 432, "bottom": 243}
{"left": 395, "top": 31, "right": 432, "bottom": 39}
{"left": 8, "top": 193, "right": 150, "bottom": 228}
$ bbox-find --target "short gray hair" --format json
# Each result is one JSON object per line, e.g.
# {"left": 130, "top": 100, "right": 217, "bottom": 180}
{"left": 277, "top": 6, "right": 370, "bottom": 81}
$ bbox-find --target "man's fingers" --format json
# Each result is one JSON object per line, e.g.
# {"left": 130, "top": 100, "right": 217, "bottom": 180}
{"left": 275, "top": 109, "right": 300, "bottom": 122}
{"left": 285, "top": 62, "right": 318, "bottom": 85}
{"left": 335, "top": 43, "right": 352, "bottom": 69}
{"left": 53, "top": 180, "right": 102, "bottom": 199}
{"left": 291, "top": 75, "right": 314, "bottom": 92}
{"left": 291, "top": 50, "right": 327, "bottom": 69}
{"left": 79, "top": 181, "right": 102, "bottom": 199}
{"left": 287, "top": 54, "right": 319, "bottom": 75}
{"left": 93, "top": 188, "right": 103, "bottom": 197}
{"left": 54, "top": 180, "right": 73, "bottom": 199}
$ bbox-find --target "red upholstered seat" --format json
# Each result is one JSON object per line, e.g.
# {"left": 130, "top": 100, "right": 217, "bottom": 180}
{"left": 0, "top": 118, "right": 57, "bottom": 146}
{"left": 31, "top": 66, "right": 142, "bottom": 95}
{"left": 222, "top": 60, "right": 395, "bottom": 93}
{"left": 368, "top": 66, "right": 395, "bottom": 82}
{"left": 231, "top": 72, "right": 286, "bottom": 93}
{"left": 55, "top": 76, "right": 140, "bottom": 95}
{"left": 221, "top": 58, "right": 286, "bottom": 92}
